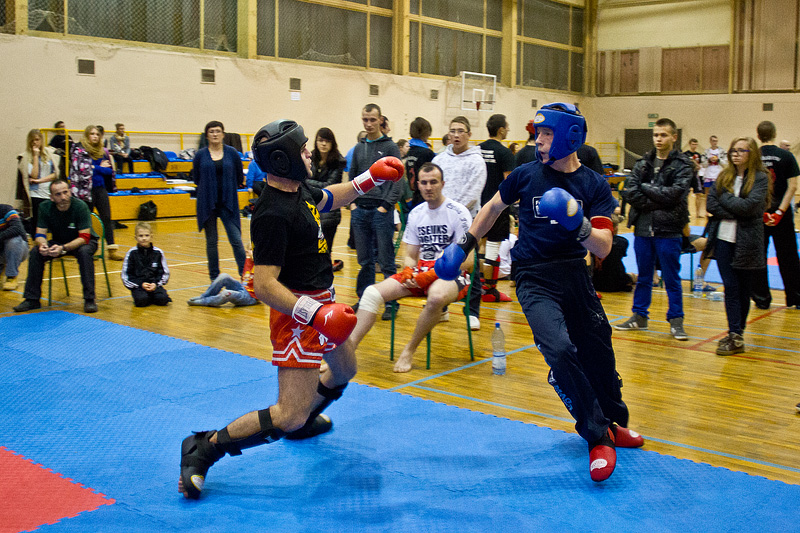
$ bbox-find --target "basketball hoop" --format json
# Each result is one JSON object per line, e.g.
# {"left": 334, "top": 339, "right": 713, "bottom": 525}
{"left": 460, "top": 71, "right": 496, "bottom": 112}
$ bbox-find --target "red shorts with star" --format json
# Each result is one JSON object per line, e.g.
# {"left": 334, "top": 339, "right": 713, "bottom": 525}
{"left": 270, "top": 288, "right": 337, "bottom": 369}
{"left": 390, "top": 260, "right": 470, "bottom": 300}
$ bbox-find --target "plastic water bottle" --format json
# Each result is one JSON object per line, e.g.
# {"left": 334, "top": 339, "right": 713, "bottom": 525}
{"left": 693, "top": 267, "right": 704, "bottom": 297}
{"left": 491, "top": 322, "right": 506, "bottom": 375}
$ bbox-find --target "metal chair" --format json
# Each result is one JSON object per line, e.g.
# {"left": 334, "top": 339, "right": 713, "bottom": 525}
{"left": 47, "top": 212, "right": 112, "bottom": 305}
{"left": 389, "top": 249, "right": 479, "bottom": 369}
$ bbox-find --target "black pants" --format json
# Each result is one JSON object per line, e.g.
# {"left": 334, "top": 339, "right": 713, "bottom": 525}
{"left": 714, "top": 240, "right": 754, "bottom": 335}
{"left": 87, "top": 187, "right": 115, "bottom": 245}
{"left": 24, "top": 240, "right": 98, "bottom": 301}
{"left": 131, "top": 286, "right": 171, "bottom": 307}
{"left": 515, "top": 259, "right": 629, "bottom": 443}
{"left": 751, "top": 214, "right": 800, "bottom": 307}
{"left": 113, "top": 154, "right": 134, "bottom": 174}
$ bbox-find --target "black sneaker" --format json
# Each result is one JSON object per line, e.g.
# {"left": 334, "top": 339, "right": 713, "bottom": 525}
{"left": 13, "top": 299, "right": 41, "bottom": 313}
{"left": 84, "top": 300, "right": 98, "bottom": 313}
{"left": 716, "top": 332, "right": 744, "bottom": 355}
{"left": 381, "top": 307, "right": 394, "bottom": 321}
{"left": 614, "top": 313, "right": 648, "bottom": 331}
{"left": 669, "top": 317, "right": 688, "bottom": 341}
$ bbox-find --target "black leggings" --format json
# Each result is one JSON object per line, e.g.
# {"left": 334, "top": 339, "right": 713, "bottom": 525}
{"left": 87, "top": 187, "right": 115, "bottom": 245}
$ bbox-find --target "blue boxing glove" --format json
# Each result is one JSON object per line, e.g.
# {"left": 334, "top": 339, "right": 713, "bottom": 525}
{"left": 539, "top": 187, "right": 592, "bottom": 241}
{"left": 435, "top": 232, "right": 477, "bottom": 281}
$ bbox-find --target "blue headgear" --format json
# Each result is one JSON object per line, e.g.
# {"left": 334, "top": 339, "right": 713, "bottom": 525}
{"left": 252, "top": 120, "right": 309, "bottom": 181}
{"left": 532, "top": 103, "right": 587, "bottom": 165}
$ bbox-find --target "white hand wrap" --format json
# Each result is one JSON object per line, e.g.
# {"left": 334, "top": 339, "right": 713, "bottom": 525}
{"left": 292, "top": 295, "right": 322, "bottom": 325}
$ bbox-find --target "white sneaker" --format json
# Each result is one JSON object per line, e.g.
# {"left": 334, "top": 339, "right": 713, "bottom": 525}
{"left": 469, "top": 316, "right": 480, "bottom": 331}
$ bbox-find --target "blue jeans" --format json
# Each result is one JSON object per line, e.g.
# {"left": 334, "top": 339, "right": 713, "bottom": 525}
{"left": 0, "top": 235, "right": 29, "bottom": 277}
{"left": 632, "top": 236, "right": 683, "bottom": 320}
{"left": 190, "top": 273, "right": 257, "bottom": 306}
{"left": 351, "top": 207, "right": 396, "bottom": 298}
{"left": 203, "top": 208, "right": 246, "bottom": 281}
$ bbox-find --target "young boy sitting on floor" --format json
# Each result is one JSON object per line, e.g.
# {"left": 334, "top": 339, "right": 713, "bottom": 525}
{"left": 121, "top": 222, "right": 171, "bottom": 307}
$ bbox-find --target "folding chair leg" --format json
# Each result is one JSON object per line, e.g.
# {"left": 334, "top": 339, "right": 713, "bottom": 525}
{"left": 101, "top": 255, "right": 112, "bottom": 297}
{"left": 390, "top": 304, "right": 397, "bottom": 361}
{"left": 60, "top": 258, "right": 69, "bottom": 297}
{"left": 426, "top": 332, "right": 431, "bottom": 369}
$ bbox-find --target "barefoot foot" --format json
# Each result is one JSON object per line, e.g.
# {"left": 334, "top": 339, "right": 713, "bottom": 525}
{"left": 393, "top": 351, "right": 413, "bottom": 373}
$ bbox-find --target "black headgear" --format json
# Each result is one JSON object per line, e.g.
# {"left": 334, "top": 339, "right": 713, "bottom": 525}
{"left": 251, "top": 120, "right": 309, "bottom": 181}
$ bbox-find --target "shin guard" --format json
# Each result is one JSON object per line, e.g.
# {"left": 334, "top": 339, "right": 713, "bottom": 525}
{"left": 284, "top": 381, "right": 347, "bottom": 440}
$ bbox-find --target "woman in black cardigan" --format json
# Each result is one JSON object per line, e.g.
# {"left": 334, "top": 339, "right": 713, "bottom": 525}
{"left": 308, "top": 127, "right": 346, "bottom": 272}
{"left": 706, "top": 137, "right": 771, "bottom": 355}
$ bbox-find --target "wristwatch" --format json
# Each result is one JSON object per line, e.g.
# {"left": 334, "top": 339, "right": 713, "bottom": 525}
{"left": 60, "top": 246, "right": 68, "bottom": 256}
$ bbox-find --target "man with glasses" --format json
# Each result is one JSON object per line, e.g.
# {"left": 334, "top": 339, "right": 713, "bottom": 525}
{"left": 616, "top": 118, "right": 693, "bottom": 340}
{"left": 433, "top": 116, "right": 487, "bottom": 330}
{"left": 348, "top": 103, "right": 403, "bottom": 320}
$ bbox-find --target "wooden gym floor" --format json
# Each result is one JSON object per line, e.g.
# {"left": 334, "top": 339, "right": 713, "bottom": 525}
{"left": 2, "top": 208, "right": 798, "bottom": 487}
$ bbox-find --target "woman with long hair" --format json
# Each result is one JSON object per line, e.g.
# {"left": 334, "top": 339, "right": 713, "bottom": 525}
{"left": 18, "top": 129, "right": 59, "bottom": 226}
{"left": 70, "top": 125, "right": 124, "bottom": 260}
{"left": 192, "top": 120, "right": 247, "bottom": 281}
{"left": 706, "top": 137, "right": 770, "bottom": 355}
{"left": 307, "top": 127, "right": 346, "bottom": 271}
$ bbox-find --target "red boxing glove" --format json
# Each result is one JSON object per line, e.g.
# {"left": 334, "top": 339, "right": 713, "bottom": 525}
{"left": 292, "top": 296, "right": 357, "bottom": 345}
{"left": 352, "top": 156, "right": 404, "bottom": 195}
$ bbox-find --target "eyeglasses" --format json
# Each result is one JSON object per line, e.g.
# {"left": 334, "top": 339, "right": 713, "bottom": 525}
{"left": 730, "top": 148, "right": 750, "bottom": 154}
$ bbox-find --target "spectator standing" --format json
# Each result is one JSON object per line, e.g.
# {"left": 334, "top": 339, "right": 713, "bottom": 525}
{"left": 479, "top": 114, "right": 515, "bottom": 303}
{"left": 69, "top": 125, "right": 125, "bottom": 261}
{"left": 515, "top": 121, "right": 538, "bottom": 166}
{"left": 576, "top": 143, "right": 604, "bottom": 175}
{"left": 121, "top": 222, "right": 171, "bottom": 307}
{"left": 18, "top": 128, "right": 59, "bottom": 226}
{"left": 348, "top": 103, "right": 403, "bottom": 319}
{"left": 193, "top": 121, "right": 247, "bottom": 281}
{"left": 404, "top": 117, "right": 436, "bottom": 210}
{"left": 700, "top": 135, "right": 726, "bottom": 219}
{"left": 433, "top": 116, "right": 487, "bottom": 330}
{"left": 684, "top": 138, "right": 704, "bottom": 218}
{"left": 751, "top": 121, "right": 800, "bottom": 309}
{"left": 705, "top": 137, "right": 769, "bottom": 355}
{"left": 616, "top": 118, "right": 693, "bottom": 341}
{"left": 308, "top": 127, "right": 347, "bottom": 272}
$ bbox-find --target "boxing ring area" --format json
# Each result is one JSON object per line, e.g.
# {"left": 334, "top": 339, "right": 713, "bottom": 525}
{"left": 2, "top": 311, "right": 799, "bottom": 531}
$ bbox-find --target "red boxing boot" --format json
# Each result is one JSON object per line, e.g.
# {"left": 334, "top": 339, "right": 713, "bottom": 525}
{"left": 611, "top": 423, "right": 644, "bottom": 448}
{"left": 589, "top": 428, "right": 616, "bottom": 482}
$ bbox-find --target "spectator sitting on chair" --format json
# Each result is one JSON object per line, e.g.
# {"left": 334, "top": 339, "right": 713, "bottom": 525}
{"left": 109, "top": 123, "right": 134, "bottom": 174}
{"left": 188, "top": 249, "right": 259, "bottom": 307}
{"left": 246, "top": 160, "right": 267, "bottom": 197}
{"left": 349, "top": 163, "right": 473, "bottom": 373}
{"left": 0, "top": 204, "right": 29, "bottom": 291}
{"left": 121, "top": 222, "right": 171, "bottom": 307}
{"left": 13, "top": 179, "right": 99, "bottom": 313}
{"left": 48, "top": 121, "right": 73, "bottom": 153}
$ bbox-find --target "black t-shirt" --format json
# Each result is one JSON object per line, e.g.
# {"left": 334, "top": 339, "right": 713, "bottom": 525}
{"left": 405, "top": 144, "right": 436, "bottom": 208}
{"left": 760, "top": 144, "right": 800, "bottom": 212}
{"left": 592, "top": 235, "right": 632, "bottom": 292}
{"left": 251, "top": 182, "right": 332, "bottom": 291}
{"left": 479, "top": 139, "right": 516, "bottom": 205}
{"left": 515, "top": 145, "right": 537, "bottom": 167}
{"left": 37, "top": 198, "right": 96, "bottom": 244}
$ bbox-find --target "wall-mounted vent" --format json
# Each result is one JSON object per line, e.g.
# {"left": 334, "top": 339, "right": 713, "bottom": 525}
{"left": 430, "top": 89, "right": 439, "bottom": 100}
{"left": 201, "top": 69, "right": 216, "bottom": 84}
{"left": 369, "top": 84, "right": 380, "bottom": 96}
{"left": 531, "top": 99, "right": 538, "bottom": 108}
{"left": 763, "top": 103, "right": 773, "bottom": 111}
{"left": 290, "top": 78, "right": 301, "bottom": 91}
{"left": 77, "top": 59, "right": 95, "bottom": 75}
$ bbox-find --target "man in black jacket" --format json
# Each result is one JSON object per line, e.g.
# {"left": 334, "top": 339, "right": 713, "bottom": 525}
{"left": 615, "top": 118, "right": 692, "bottom": 340}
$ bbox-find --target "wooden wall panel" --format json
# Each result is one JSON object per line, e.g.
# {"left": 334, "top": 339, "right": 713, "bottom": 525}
{"left": 638, "top": 46, "right": 662, "bottom": 93}
{"left": 702, "top": 45, "right": 730, "bottom": 92}
{"left": 662, "top": 47, "right": 701, "bottom": 92}
{"left": 619, "top": 50, "right": 639, "bottom": 94}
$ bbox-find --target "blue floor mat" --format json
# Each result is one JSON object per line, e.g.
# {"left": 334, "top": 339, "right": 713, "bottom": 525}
{"left": 1, "top": 311, "right": 798, "bottom": 531}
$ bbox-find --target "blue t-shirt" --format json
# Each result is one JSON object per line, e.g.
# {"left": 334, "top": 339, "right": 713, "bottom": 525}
{"left": 498, "top": 162, "right": 616, "bottom": 264}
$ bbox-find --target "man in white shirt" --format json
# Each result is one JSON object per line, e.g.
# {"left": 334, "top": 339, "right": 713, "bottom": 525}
{"left": 349, "top": 163, "right": 473, "bottom": 372}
